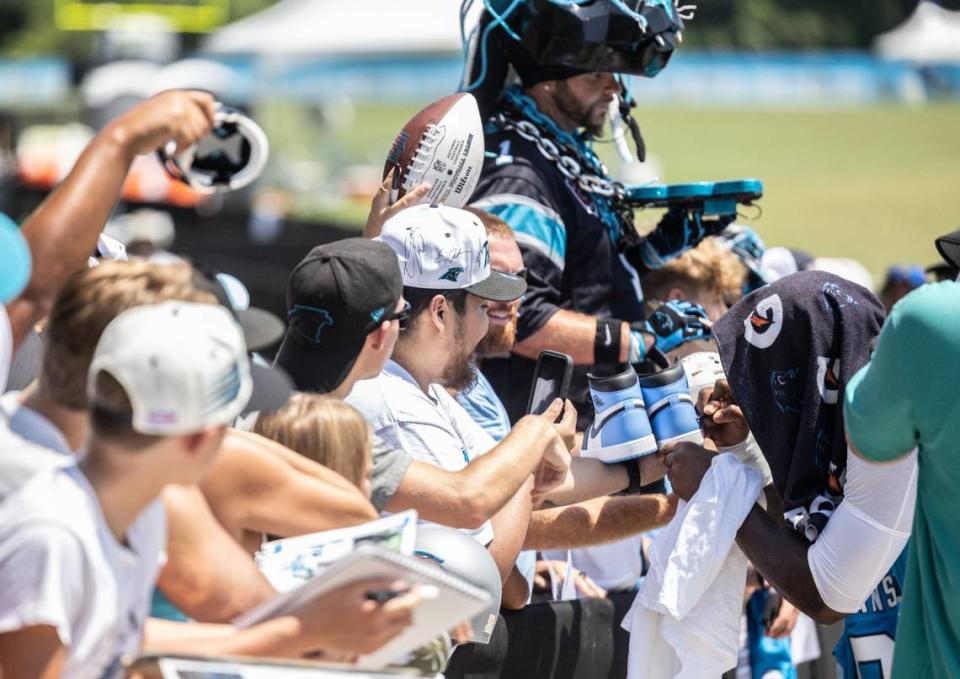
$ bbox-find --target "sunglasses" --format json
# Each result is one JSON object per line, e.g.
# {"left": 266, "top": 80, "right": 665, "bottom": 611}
{"left": 384, "top": 300, "right": 412, "bottom": 331}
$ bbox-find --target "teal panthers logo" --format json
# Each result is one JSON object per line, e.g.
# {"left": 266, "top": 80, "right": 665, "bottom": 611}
{"left": 439, "top": 267, "right": 464, "bottom": 282}
{"left": 289, "top": 305, "right": 333, "bottom": 343}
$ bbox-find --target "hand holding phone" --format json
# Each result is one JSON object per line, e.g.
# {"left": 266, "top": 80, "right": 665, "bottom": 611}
{"left": 526, "top": 351, "right": 574, "bottom": 419}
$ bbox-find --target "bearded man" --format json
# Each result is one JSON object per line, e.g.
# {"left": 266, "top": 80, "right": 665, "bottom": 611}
{"left": 463, "top": 0, "right": 729, "bottom": 430}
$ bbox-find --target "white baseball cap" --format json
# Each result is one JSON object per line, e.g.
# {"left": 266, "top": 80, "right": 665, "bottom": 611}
{"left": 377, "top": 204, "right": 526, "bottom": 302}
{"left": 88, "top": 301, "right": 292, "bottom": 436}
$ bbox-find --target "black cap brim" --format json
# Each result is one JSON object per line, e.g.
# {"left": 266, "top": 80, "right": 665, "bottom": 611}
{"left": 465, "top": 269, "right": 527, "bottom": 302}
{"left": 935, "top": 229, "right": 960, "bottom": 270}
{"left": 236, "top": 306, "right": 285, "bottom": 353}
{"left": 244, "top": 361, "right": 294, "bottom": 415}
{"left": 274, "top": 330, "right": 365, "bottom": 394}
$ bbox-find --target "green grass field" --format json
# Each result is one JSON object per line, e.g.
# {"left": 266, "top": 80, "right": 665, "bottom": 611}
{"left": 302, "top": 102, "right": 960, "bottom": 283}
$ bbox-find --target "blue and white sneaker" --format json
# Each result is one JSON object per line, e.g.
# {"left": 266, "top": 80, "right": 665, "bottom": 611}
{"left": 581, "top": 367, "right": 658, "bottom": 463}
{"left": 637, "top": 362, "right": 704, "bottom": 449}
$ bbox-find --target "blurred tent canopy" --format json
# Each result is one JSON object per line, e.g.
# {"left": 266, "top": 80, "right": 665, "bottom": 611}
{"left": 203, "top": 0, "right": 462, "bottom": 56}
{"left": 874, "top": 0, "right": 960, "bottom": 62}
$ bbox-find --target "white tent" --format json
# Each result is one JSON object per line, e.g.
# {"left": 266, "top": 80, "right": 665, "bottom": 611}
{"left": 204, "top": 0, "right": 463, "bottom": 56}
{"left": 874, "top": 1, "right": 960, "bottom": 63}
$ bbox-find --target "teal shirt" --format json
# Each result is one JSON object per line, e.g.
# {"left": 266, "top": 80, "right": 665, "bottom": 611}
{"left": 844, "top": 281, "right": 960, "bottom": 678}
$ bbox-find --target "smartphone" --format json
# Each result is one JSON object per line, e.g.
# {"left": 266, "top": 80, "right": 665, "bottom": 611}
{"left": 526, "top": 350, "right": 574, "bottom": 417}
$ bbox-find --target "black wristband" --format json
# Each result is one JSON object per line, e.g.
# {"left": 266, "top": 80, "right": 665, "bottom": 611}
{"left": 594, "top": 318, "right": 622, "bottom": 365}
{"left": 617, "top": 458, "right": 644, "bottom": 495}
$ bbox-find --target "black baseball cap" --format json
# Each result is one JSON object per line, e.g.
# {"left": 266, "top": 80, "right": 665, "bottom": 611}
{"left": 275, "top": 238, "right": 403, "bottom": 393}
{"left": 935, "top": 228, "right": 960, "bottom": 272}
{"left": 192, "top": 266, "right": 286, "bottom": 353}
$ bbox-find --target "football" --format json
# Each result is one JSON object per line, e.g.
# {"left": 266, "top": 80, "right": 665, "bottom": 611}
{"left": 383, "top": 92, "right": 484, "bottom": 209}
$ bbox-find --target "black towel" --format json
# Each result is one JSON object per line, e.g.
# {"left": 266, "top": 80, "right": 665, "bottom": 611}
{"left": 713, "top": 271, "right": 884, "bottom": 513}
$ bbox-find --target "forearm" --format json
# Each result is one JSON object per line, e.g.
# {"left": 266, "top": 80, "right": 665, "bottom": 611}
{"left": 242, "top": 478, "right": 377, "bottom": 538}
{"left": 7, "top": 129, "right": 133, "bottom": 346}
{"left": 514, "top": 309, "right": 654, "bottom": 366}
{"left": 488, "top": 478, "right": 533, "bottom": 586}
{"left": 524, "top": 493, "right": 675, "bottom": 550}
{"left": 502, "top": 566, "right": 530, "bottom": 610}
{"left": 143, "top": 617, "right": 315, "bottom": 659}
{"left": 233, "top": 430, "right": 362, "bottom": 496}
{"left": 204, "top": 436, "right": 377, "bottom": 540}
{"left": 455, "top": 417, "right": 552, "bottom": 519}
{"left": 160, "top": 487, "right": 276, "bottom": 622}
{"left": 735, "top": 505, "right": 841, "bottom": 623}
{"left": 544, "top": 457, "right": 628, "bottom": 506}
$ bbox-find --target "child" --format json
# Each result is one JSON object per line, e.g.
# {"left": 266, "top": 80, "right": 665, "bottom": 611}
{"left": 254, "top": 394, "right": 374, "bottom": 499}
{"left": 0, "top": 301, "right": 292, "bottom": 677}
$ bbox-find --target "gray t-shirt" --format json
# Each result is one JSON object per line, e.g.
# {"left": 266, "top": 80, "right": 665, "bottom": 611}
{"left": 347, "top": 360, "right": 496, "bottom": 545}
{"left": 369, "top": 433, "right": 412, "bottom": 512}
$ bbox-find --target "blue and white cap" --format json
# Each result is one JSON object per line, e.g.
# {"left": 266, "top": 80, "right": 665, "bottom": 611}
{"left": 88, "top": 301, "right": 291, "bottom": 435}
{"left": 377, "top": 204, "right": 526, "bottom": 302}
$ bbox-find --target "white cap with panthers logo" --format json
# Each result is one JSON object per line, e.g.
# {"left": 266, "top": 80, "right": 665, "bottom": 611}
{"left": 377, "top": 203, "right": 526, "bottom": 302}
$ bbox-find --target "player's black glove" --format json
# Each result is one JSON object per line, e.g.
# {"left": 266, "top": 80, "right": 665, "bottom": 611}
{"left": 626, "top": 300, "right": 711, "bottom": 364}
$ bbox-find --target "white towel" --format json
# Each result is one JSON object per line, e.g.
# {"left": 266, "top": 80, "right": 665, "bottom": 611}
{"left": 623, "top": 453, "right": 762, "bottom": 679}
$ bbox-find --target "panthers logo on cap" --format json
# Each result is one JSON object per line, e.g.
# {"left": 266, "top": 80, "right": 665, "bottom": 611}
{"left": 816, "top": 356, "right": 841, "bottom": 404}
{"left": 289, "top": 305, "right": 334, "bottom": 343}
{"left": 439, "top": 267, "right": 464, "bottom": 282}
{"left": 744, "top": 294, "right": 783, "bottom": 349}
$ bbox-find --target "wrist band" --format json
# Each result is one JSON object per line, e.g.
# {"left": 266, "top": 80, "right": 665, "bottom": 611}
{"left": 594, "top": 318, "right": 622, "bottom": 365}
{"left": 617, "top": 458, "right": 644, "bottom": 495}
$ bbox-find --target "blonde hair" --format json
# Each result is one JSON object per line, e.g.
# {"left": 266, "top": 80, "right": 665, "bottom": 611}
{"left": 253, "top": 394, "right": 372, "bottom": 492}
{"left": 41, "top": 260, "right": 215, "bottom": 410}
{"left": 464, "top": 206, "right": 514, "bottom": 240}
{"left": 642, "top": 237, "right": 746, "bottom": 304}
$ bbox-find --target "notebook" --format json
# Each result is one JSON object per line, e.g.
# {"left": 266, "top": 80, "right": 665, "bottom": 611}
{"left": 233, "top": 544, "right": 491, "bottom": 669}
{"left": 129, "top": 654, "right": 410, "bottom": 679}
{"left": 255, "top": 511, "right": 418, "bottom": 592}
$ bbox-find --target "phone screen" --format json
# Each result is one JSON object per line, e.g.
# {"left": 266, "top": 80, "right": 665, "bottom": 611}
{"left": 528, "top": 354, "right": 571, "bottom": 415}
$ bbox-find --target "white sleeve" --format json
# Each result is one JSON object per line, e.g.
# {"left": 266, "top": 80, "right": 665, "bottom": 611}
{"left": 806, "top": 447, "right": 917, "bottom": 613}
{"left": 0, "top": 522, "right": 90, "bottom": 645}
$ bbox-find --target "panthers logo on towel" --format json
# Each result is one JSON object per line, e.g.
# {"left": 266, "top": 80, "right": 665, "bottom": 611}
{"left": 816, "top": 356, "right": 841, "bottom": 404}
{"left": 770, "top": 368, "right": 802, "bottom": 414}
{"left": 822, "top": 282, "right": 859, "bottom": 312}
{"left": 744, "top": 294, "right": 784, "bottom": 349}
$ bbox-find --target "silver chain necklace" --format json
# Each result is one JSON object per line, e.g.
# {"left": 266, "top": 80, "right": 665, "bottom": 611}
{"left": 496, "top": 114, "right": 625, "bottom": 200}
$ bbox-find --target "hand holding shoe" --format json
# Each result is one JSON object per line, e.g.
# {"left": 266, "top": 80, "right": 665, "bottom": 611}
{"left": 105, "top": 90, "right": 217, "bottom": 158}
{"left": 635, "top": 300, "right": 711, "bottom": 357}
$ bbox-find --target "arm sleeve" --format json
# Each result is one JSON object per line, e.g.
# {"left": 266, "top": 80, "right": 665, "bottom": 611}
{"left": 0, "top": 523, "right": 89, "bottom": 645}
{"left": 843, "top": 292, "right": 924, "bottom": 461}
{"left": 806, "top": 447, "right": 916, "bottom": 613}
{"left": 471, "top": 171, "right": 567, "bottom": 340}
{"left": 369, "top": 434, "right": 413, "bottom": 513}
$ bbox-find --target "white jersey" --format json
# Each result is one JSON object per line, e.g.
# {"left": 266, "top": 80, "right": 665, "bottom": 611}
{"left": 0, "top": 466, "right": 166, "bottom": 679}
{"left": 347, "top": 360, "right": 497, "bottom": 545}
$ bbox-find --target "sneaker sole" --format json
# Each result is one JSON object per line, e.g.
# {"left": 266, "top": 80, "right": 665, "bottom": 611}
{"left": 582, "top": 433, "right": 659, "bottom": 464}
{"left": 655, "top": 429, "right": 705, "bottom": 449}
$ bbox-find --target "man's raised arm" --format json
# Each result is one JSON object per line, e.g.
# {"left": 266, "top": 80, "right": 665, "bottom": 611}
{"left": 7, "top": 90, "right": 216, "bottom": 348}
